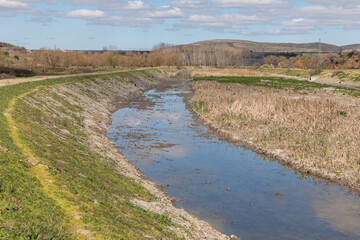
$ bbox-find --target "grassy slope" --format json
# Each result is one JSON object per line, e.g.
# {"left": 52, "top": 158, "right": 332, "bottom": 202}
{"left": 0, "top": 71, "right": 181, "bottom": 239}
{"left": 192, "top": 76, "right": 360, "bottom": 189}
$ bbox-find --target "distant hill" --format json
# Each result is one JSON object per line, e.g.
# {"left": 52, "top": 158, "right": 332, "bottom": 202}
{"left": 158, "top": 39, "right": 359, "bottom": 66}
{"left": 184, "top": 39, "right": 343, "bottom": 53}
{"left": 342, "top": 44, "right": 360, "bottom": 51}
{"left": 0, "top": 42, "right": 14, "bottom": 48}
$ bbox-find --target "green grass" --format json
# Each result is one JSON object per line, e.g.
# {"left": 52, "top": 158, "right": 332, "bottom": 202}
{"left": 193, "top": 75, "right": 359, "bottom": 93}
{"left": 334, "top": 71, "right": 360, "bottom": 82}
{"left": 255, "top": 67, "right": 311, "bottom": 78}
{"left": 0, "top": 70, "right": 181, "bottom": 239}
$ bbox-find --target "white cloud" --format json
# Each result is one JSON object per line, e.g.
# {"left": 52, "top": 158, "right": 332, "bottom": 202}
{"left": 66, "top": 9, "right": 105, "bottom": 18}
{"left": 22, "top": 0, "right": 57, "bottom": 3}
{"left": 307, "top": 0, "right": 360, "bottom": 5}
{"left": 90, "top": 16, "right": 162, "bottom": 27}
{"left": 171, "top": 0, "right": 206, "bottom": 8}
{"left": 99, "top": 0, "right": 150, "bottom": 10}
{"left": 0, "top": 0, "right": 28, "bottom": 9}
{"left": 143, "top": 6, "right": 185, "bottom": 18}
{"left": 65, "top": 0, "right": 149, "bottom": 10}
{"left": 288, "top": 5, "right": 360, "bottom": 29}
{"left": 280, "top": 18, "right": 318, "bottom": 31}
{"left": 123, "top": 1, "right": 149, "bottom": 10}
{"left": 182, "top": 12, "right": 272, "bottom": 30}
{"left": 212, "top": 0, "right": 288, "bottom": 8}
{"left": 8, "top": 0, "right": 358, "bottom": 38}
{"left": 186, "top": 14, "right": 217, "bottom": 22}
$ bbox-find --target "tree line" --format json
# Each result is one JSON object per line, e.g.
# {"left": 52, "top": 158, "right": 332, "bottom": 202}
{"left": 30, "top": 50, "right": 179, "bottom": 68}
{"left": 264, "top": 51, "right": 360, "bottom": 70}
{"left": 160, "top": 44, "right": 251, "bottom": 66}
{"left": 1, "top": 43, "right": 359, "bottom": 71}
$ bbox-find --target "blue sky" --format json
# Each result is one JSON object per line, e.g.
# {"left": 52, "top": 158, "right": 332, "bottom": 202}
{"left": 1, "top": 0, "right": 360, "bottom": 50}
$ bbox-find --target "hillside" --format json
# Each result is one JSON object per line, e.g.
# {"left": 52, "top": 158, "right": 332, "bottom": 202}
{"left": 343, "top": 44, "right": 360, "bottom": 51}
{"left": 185, "top": 39, "right": 342, "bottom": 53}
{"left": 0, "top": 42, "right": 14, "bottom": 48}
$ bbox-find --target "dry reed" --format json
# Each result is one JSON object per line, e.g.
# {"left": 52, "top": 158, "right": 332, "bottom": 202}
{"left": 191, "top": 81, "right": 360, "bottom": 189}
{"left": 191, "top": 68, "right": 271, "bottom": 78}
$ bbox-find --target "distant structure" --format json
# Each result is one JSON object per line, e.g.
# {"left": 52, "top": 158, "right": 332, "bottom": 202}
{"left": 108, "top": 45, "right": 118, "bottom": 51}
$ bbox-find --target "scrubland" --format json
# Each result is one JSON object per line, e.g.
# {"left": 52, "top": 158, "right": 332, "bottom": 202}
{"left": 191, "top": 76, "right": 360, "bottom": 190}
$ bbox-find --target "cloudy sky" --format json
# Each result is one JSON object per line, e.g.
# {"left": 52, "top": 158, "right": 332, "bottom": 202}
{"left": 1, "top": 0, "right": 360, "bottom": 50}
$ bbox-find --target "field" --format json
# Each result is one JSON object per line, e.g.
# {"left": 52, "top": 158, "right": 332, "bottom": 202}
{"left": 191, "top": 75, "right": 360, "bottom": 190}
{"left": 256, "top": 67, "right": 360, "bottom": 84}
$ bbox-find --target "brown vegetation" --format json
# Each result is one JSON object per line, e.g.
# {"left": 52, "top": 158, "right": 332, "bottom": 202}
{"left": 191, "top": 81, "right": 360, "bottom": 190}
{"left": 30, "top": 49, "right": 179, "bottom": 69}
{"left": 190, "top": 68, "right": 271, "bottom": 77}
{"left": 0, "top": 47, "right": 180, "bottom": 77}
{"left": 1, "top": 40, "right": 359, "bottom": 80}
{"left": 160, "top": 44, "right": 250, "bottom": 66}
{"left": 265, "top": 51, "right": 360, "bottom": 70}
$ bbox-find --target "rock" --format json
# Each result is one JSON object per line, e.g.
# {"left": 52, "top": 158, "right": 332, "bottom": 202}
{"left": 230, "top": 234, "right": 241, "bottom": 240}
{"left": 60, "top": 129, "right": 71, "bottom": 135}
{"left": 337, "top": 230, "right": 348, "bottom": 236}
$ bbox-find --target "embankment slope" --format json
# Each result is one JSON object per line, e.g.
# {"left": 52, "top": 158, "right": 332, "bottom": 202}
{"left": 0, "top": 69, "right": 229, "bottom": 239}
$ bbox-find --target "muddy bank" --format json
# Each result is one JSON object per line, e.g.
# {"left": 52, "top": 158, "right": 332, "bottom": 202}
{"left": 27, "top": 69, "right": 230, "bottom": 239}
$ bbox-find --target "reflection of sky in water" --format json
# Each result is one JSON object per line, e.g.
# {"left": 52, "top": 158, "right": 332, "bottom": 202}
{"left": 107, "top": 81, "right": 360, "bottom": 240}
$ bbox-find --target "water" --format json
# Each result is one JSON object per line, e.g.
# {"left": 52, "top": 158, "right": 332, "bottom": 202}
{"left": 107, "top": 80, "right": 360, "bottom": 240}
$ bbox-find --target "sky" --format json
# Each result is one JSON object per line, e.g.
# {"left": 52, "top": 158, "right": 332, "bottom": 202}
{"left": 1, "top": 0, "right": 360, "bottom": 50}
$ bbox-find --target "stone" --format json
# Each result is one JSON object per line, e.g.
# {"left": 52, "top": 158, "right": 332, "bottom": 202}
{"left": 230, "top": 234, "right": 241, "bottom": 240}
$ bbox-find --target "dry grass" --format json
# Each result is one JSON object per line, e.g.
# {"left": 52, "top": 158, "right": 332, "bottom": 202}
{"left": 191, "top": 81, "right": 360, "bottom": 189}
{"left": 191, "top": 68, "right": 271, "bottom": 78}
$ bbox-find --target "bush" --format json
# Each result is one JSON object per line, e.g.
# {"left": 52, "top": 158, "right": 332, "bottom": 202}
{"left": 331, "top": 70, "right": 343, "bottom": 77}
{"left": 309, "top": 66, "right": 322, "bottom": 76}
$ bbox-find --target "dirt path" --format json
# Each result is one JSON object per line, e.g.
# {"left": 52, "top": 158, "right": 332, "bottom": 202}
{"left": 0, "top": 68, "right": 149, "bottom": 88}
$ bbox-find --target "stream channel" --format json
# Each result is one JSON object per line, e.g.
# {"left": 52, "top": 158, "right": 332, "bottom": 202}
{"left": 107, "top": 79, "right": 360, "bottom": 240}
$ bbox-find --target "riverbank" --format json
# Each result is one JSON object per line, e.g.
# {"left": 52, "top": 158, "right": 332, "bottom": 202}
{"left": 190, "top": 76, "right": 360, "bottom": 193}
{"left": 0, "top": 69, "right": 229, "bottom": 239}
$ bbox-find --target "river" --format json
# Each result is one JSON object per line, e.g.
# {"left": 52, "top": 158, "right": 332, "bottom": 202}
{"left": 107, "top": 79, "right": 360, "bottom": 240}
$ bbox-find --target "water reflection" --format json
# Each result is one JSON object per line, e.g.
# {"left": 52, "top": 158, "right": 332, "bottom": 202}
{"left": 107, "top": 80, "right": 360, "bottom": 240}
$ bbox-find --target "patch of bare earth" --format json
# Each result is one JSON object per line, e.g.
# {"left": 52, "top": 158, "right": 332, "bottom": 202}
{"left": 191, "top": 81, "right": 360, "bottom": 191}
